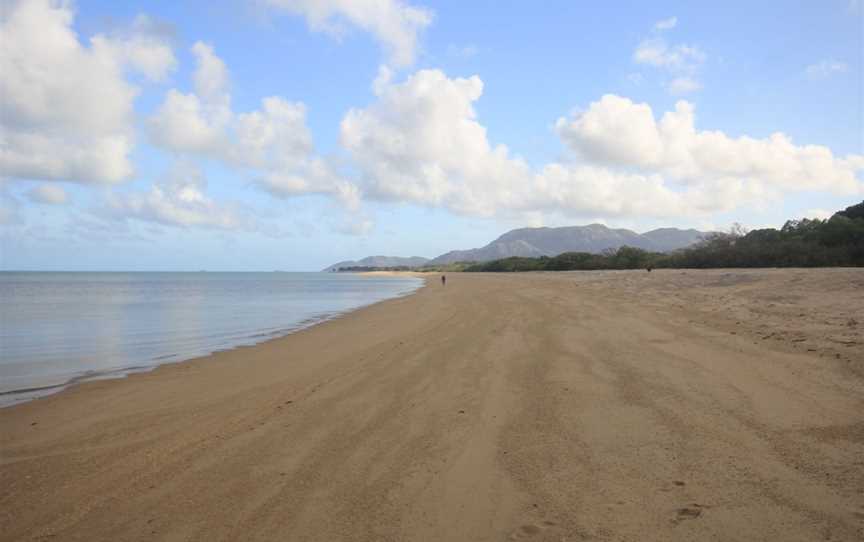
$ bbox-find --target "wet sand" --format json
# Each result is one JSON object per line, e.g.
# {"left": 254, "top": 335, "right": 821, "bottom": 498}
{"left": 1, "top": 269, "right": 862, "bottom": 541}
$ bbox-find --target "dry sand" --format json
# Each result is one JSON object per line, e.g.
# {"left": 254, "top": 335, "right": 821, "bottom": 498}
{"left": 1, "top": 268, "right": 862, "bottom": 541}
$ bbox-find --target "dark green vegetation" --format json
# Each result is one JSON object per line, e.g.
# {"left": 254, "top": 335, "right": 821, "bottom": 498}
{"left": 415, "top": 262, "right": 475, "bottom": 273}
{"left": 326, "top": 225, "right": 710, "bottom": 271}
{"left": 465, "top": 201, "right": 864, "bottom": 272}
{"left": 332, "top": 262, "right": 474, "bottom": 272}
{"left": 332, "top": 266, "right": 417, "bottom": 272}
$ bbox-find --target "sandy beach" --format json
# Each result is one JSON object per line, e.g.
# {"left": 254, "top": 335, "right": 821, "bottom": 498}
{"left": 1, "top": 269, "right": 862, "bottom": 541}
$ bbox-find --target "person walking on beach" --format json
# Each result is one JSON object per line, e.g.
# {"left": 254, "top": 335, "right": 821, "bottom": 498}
{"left": 441, "top": 274, "right": 446, "bottom": 287}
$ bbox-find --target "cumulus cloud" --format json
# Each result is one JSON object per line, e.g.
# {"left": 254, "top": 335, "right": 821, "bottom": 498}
{"left": 529, "top": 163, "right": 688, "bottom": 217}
{"left": 258, "top": 0, "right": 433, "bottom": 67}
{"left": 105, "top": 163, "right": 250, "bottom": 230}
{"left": 190, "top": 42, "right": 229, "bottom": 101}
{"left": 341, "top": 70, "right": 693, "bottom": 219}
{"left": 555, "top": 94, "right": 864, "bottom": 195}
{"left": 148, "top": 89, "right": 225, "bottom": 155}
{"left": 0, "top": 0, "right": 176, "bottom": 184}
{"left": 147, "top": 43, "right": 233, "bottom": 154}
{"left": 26, "top": 184, "right": 68, "bottom": 205}
{"left": 805, "top": 59, "right": 848, "bottom": 79}
{"left": 340, "top": 71, "right": 862, "bottom": 221}
{"left": 254, "top": 157, "right": 362, "bottom": 210}
{"left": 97, "top": 14, "right": 178, "bottom": 82}
{"left": 148, "top": 42, "right": 358, "bottom": 208}
{"left": 341, "top": 69, "right": 530, "bottom": 216}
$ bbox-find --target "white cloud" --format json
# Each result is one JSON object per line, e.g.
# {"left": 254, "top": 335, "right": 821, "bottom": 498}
{"left": 254, "top": 157, "right": 362, "bottom": 210}
{"left": 340, "top": 70, "right": 852, "bottom": 218}
{"left": 147, "top": 42, "right": 234, "bottom": 154}
{"left": 97, "top": 14, "right": 178, "bottom": 82}
{"left": 338, "top": 73, "right": 863, "bottom": 221}
{"left": 26, "top": 184, "right": 68, "bottom": 205}
{"left": 633, "top": 19, "right": 705, "bottom": 95}
{"left": 556, "top": 94, "right": 864, "bottom": 195}
{"left": 0, "top": 0, "right": 176, "bottom": 184}
{"left": 654, "top": 16, "right": 677, "bottom": 31}
{"left": 333, "top": 215, "right": 375, "bottom": 236}
{"left": 667, "top": 76, "right": 702, "bottom": 95}
{"left": 258, "top": 0, "right": 433, "bottom": 67}
{"left": 147, "top": 89, "right": 226, "bottom": 155}
{"left": 190, "top": 42, "right": 229, "bottom": 101}
{"left": 633, "top": 39, "right": 705, "bottom": 70}
{"left": 556, "top": 95, "right": 663, "bottom": 167}
{"left": 529, "top": 163, "right": 688, "bottom": 217}
{"left": 341, "top": 69, "right": 529, "bottom": 216}
{"left": 148, "top": 42, "right": 357, "bottom": 207}
{"left": 803, "top": 208, "right": 833, "bottom": 220}
{"left": 341, "top": 70, "right": 697, "bottom": 220}
{"left": 372, "top": 64, "right": 394, "bottom": 95}
{"left": 805, "top": 59, "right": 848, "bottom": 79}
{"left": 106, "top": 163, "right": 250, "bottom": 230}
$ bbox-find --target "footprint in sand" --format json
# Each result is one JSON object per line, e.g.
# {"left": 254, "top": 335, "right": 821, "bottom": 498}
{"left": 508, "top": 520, "right": 558, "bottom": 540}
{"left": 672, "top": 503, "right": 706, "bottom": 524}
{"left": 660, "top": 480, "right": 686, "bottom": 493}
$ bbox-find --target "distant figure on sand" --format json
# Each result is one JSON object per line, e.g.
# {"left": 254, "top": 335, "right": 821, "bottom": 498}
{"left": 441, "top": 275, "right": 446, "bottom": 286}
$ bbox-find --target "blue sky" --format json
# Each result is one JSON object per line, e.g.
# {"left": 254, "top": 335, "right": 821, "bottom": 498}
{"left": 1, "top": 0, "right": 862, "bottom": 270}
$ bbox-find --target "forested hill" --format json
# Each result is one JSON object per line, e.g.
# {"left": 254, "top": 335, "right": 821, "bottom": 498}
{"left": 465, "top": 201, "right": 864, "bottom": 272}
{"left": 427, "top": 224, "right": 708, "bottom": 265}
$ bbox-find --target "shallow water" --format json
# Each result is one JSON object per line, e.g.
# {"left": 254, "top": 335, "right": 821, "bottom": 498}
{"left": 0, "top": 272, "right": 422, "bottom": 405}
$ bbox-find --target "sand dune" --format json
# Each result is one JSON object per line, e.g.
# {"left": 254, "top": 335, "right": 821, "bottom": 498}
{"left": 1, "top": 269, "right": 862, "bottom": 541}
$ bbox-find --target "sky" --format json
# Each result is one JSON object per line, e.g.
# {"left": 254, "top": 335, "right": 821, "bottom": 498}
{"left": 1, "top": 0, "right": 862, "bottom": 271}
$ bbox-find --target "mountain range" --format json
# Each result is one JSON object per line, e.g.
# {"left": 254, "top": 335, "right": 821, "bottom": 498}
{"left": 323, "top": 224, "right": 710, "bottom": 271}
{"left": 322, "top": 255, "right": 430, "bottom": 272}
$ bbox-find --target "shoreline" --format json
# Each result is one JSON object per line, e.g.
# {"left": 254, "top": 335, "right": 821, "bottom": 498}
{"left": 2, "top": 269, "right": 861, "bottom": 541}
{"left": 0, "top": 273, "right": 425, "bottom": 408}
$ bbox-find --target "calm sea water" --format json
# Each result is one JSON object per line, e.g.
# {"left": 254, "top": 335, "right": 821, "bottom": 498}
{"left": 0, "top": 272, "right": 423, "bottom": 405}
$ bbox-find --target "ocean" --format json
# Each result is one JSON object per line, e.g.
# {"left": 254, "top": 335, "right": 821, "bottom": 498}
{"left": 0, "top": 272, "right": 423, "bottom": 406}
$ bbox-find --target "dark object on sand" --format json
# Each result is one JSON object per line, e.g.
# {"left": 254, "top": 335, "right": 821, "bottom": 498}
{"left": 646, "top": 267, "right": 652, "bottom": 272}
{"left": 441, "top": 275, "right": 446, "bottom": 286}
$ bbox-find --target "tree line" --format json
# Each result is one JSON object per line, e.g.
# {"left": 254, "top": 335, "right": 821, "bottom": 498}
{"left": 464, "top": 201, "right": 864, "bottom": 272}
{"left": 333, "top": 265, "right": 417, "bottom": 272}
